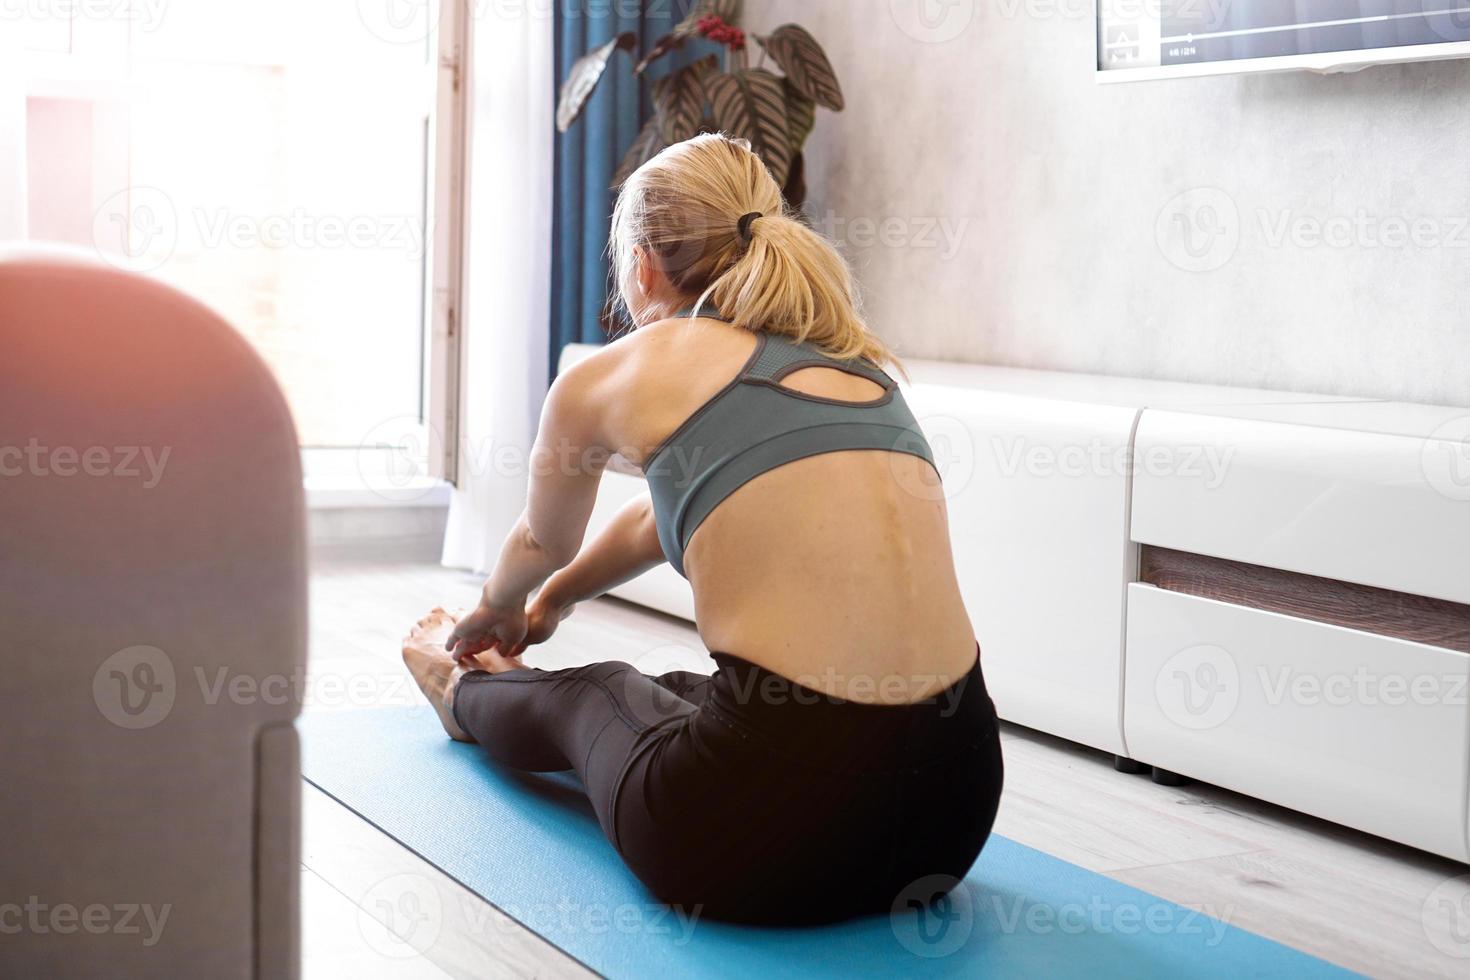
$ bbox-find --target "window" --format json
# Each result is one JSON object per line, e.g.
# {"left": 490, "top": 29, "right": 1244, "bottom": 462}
{"left": 8, "top": 1, "right": 464, "bottom": 481}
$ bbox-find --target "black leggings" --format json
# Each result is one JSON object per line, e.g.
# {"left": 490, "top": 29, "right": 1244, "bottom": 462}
{"left": 452, "top": 650, "right": 1004, "bottom": 924}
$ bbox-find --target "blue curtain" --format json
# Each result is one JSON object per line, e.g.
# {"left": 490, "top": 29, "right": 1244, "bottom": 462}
{"left": 550, "top": 0, "right": 710, "bottom": 378}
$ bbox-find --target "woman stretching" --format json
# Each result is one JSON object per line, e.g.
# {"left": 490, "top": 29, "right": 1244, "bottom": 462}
{"left": 403, "top": 134, "right": 1003, "bottom": 925}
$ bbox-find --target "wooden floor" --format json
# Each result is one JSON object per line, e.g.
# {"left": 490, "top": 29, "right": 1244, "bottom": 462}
{"left": 302, "top": 555, "right": 1470, "bottom": 979}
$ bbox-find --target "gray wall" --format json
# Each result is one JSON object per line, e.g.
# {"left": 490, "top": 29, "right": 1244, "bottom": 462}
{"left": 743, "top": 0, "right": 1470, "bottom": 405}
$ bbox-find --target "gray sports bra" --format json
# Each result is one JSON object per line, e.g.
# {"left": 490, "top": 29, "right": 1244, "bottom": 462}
{"left": 641, "top": 309, "right": 937, "bottom": 577}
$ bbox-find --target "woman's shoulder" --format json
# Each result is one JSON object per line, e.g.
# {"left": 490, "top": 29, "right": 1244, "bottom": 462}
{"left": 584, "top": 315, "right": 751, "bottom": 380}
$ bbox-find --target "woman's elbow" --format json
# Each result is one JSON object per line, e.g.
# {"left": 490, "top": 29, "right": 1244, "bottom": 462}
{"left": 521, "top": 521, "right": 580, "bottom": 569}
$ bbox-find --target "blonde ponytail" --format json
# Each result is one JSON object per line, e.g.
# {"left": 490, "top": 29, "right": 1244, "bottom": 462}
{"left": 610, "top": 134, "right": 899, "bottom": 370}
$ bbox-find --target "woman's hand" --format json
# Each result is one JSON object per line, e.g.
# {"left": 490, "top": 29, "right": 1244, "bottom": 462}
{"left": 509, "top": 593, "right": 576, "bottom": 657}
{"left": 445, "top": 598, "right": 528, "bottom": 663}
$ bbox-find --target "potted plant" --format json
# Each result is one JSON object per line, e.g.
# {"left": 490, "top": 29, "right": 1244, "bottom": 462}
{"left": 555, "top": 0, "right": 844, "bottom": 208}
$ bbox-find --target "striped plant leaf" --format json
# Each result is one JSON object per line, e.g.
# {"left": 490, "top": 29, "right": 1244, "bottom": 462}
{"left": 556, "top": 32, "right": 637, "bottom": 133}
{"left": 706, "top": 68, "right": 793, "bottom": 186}
{"left": 653, "top": 55, "right": 716, "bottom": 144}
{"left": 611, "top": 116, "right": 665, "bottom": 189}
{"left": 634, "top": 32, "right": 686, "bottom": 75}
{"left": 674, "top": 0, "right": 743, "bottom": 38}
{"left": 757, "top": 24, "right": 844, "bottom": 111}
{"left": 782, "top": 77, "right": 816, "bottom": 154}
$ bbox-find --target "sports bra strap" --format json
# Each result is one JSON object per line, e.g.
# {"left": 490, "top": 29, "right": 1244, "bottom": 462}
{"left": 742, "top": 333, "right": 895, "bottom": 390}
{"left": 673, "top": 305, "right": 895, "bottom": 390}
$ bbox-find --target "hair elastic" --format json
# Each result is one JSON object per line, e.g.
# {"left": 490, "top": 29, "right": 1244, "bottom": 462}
{"left": 737, "top": 211, "right": 764, "bottom": 245}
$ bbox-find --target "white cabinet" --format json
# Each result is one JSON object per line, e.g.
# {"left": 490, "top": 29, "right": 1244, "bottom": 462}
{"left": 1124, "top": 584, "right": 1470, "bottom": 861}
{"left": 902, "top": 382, "right": 1138, "bottom": 755}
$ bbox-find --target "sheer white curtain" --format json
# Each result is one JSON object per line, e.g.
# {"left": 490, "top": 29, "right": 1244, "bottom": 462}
{"left": 441, "top": 9, "right": 554, "bottom": 572}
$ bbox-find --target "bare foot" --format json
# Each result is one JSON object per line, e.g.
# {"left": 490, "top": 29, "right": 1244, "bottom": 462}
{"left": 402, "top": 608, "right": 478, "bottom": 743}
{"left": 402, "top": 607, "right": 528, "bottom": 743}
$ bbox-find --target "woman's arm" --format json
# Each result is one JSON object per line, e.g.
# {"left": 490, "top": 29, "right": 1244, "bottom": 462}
{"left": 504, "top": 492, "right": 665, "bottom": 656}
{"left": 447, "top": 355, "right": 620, "bottom": 659}
{"left": 537, "top": 492, "right": 664, "bottom": 612}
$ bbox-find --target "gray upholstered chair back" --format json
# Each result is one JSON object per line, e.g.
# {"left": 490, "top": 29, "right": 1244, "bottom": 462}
{"left": 0, "top": 249, "right": 305, "bottom": 978}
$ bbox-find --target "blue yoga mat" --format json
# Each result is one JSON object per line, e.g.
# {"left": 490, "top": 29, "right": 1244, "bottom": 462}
{"left": 301, "top": 706, "right": 1352, "bottom": 979}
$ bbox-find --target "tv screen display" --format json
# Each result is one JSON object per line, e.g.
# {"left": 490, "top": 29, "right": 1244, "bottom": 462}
{"left": 1098, "top": 1, "right": 1470, "bottom": 80}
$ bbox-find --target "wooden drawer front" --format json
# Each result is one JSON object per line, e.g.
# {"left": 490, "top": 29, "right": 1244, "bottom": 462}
{"left": 1124, "top": 584, "right": 1470, "bottom": 861}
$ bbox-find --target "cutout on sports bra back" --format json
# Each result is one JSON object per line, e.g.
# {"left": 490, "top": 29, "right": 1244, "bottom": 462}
{"left": 776, "top": 366, "right": 888, "bottom": 405}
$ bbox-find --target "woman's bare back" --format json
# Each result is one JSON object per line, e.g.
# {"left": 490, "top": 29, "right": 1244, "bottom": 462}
{"left": 608, "top": 316, "right": 978, "bottom": 703}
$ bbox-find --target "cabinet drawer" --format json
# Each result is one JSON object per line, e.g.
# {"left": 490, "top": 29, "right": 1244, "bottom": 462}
{"left": 1124, "top": 584, "right": 1470, "bottom": 861}
{"left": 1131, "top": 410, "right": 1470, "bottom": 605}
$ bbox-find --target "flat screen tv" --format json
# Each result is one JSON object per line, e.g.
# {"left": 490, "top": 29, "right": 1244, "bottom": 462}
{"left": 1098, "top": 1, "right": 1470, "bottom": 81}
